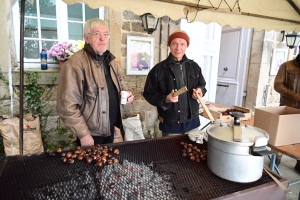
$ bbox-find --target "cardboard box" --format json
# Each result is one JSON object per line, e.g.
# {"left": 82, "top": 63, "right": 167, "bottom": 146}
{"left": 253, "top": 106, "right": 300, "bottom": 146}
{"left": 203, "top": 105, "right": 251, "bottom": 122}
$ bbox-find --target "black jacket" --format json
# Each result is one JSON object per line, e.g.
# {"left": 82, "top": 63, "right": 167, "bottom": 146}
{"left": 143, "top": 54, "right": 207, "bottom": 124}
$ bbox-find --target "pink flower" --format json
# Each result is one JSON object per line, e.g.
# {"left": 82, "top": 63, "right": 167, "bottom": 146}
{"left": 47, "top": 40, "right": 83, "bottom": 62}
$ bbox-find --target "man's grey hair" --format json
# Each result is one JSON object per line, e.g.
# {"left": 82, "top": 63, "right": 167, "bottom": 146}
{"left": 83, "top": 18, "right": 109, "bottom": 35}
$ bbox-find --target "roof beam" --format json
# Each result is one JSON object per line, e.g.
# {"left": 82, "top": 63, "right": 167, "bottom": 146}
{"left": 287, "top": 0, "right": 300, "bottom": 15}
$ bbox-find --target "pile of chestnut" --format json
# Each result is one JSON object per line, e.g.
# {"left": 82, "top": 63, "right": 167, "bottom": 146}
{"left": 221, "top": 109, "right": 246, "bottom": 116}
{"left": 180, "top": 142, "right": 207, "bottom": 163}
{"left": 46, "top": 144, "right": 120, "bottom": 167}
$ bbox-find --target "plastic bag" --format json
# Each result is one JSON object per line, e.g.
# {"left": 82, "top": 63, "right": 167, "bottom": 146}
{"left": 122, "top": 114, "right": 145, "bottom": 141}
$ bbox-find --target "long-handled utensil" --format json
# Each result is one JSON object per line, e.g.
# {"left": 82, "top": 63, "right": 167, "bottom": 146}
{"left": 193, "top": 89, "right": 214, "bottom": 122}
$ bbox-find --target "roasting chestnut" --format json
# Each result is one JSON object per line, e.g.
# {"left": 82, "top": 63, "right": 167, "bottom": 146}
{"left": 190, "top": 155, "right": 196, "bottom": 161}
{"left": 67, "top": 158, "right": 74, "bottom": 164}
{"left": 76, "top": 146, "right": 81, "bottom": 150}
{"left": 66, "top": 152, "right": 72, "bottom": 159}
{"left": 77, "top": 155, "right": 83, "bottom": 160}
{"left": 61, "top": 157, "right": 67, "bottom": 163}
{"left": 71, "top": 154, "right": 77, "bottom": 159}
{"left": 96, "top": 160, "right": 103, "bottom": 167}
{"left": 107, "top": 159, "right": 113, "bottom": 165}
{"left": 86, "top": 157, "right": 93, "bottom": 164}
{"left": 109, "top": 183, "right": 116, "bottom": 189}
{"left": 56, "top": 147, "right": 62, "bottom": 153}
{"left": 113, "top": 149, "right": 120, "bottom": 155}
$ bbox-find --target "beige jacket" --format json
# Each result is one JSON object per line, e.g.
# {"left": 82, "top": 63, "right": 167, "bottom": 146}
{"left": 274, "top": 58, "right": 300, "bottom": 109}
{"left": 57, "top": 49, "right": 126, "bottom": 138}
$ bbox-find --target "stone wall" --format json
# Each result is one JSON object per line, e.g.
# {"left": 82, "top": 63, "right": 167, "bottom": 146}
{"left": 244, "top": 30, "right": 264, "bottom": 111}
{"left": 245, "top": 30, "right": 293, "bottom": 112}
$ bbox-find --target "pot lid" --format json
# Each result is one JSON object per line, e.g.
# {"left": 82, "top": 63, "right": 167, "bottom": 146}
{"left": 206, "top": 124, "right": 269, "bottom": 147}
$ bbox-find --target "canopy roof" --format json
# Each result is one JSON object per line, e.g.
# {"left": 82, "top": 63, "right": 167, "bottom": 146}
{"left": 62, "top": 0, "right": 300, "bottom": 32}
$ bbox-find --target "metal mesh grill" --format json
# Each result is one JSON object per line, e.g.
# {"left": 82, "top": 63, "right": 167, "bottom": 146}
{"left": 0, "top": 135, "right": 276, "bottom": 200}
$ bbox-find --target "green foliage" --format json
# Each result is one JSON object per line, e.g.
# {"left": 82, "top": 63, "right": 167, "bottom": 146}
{"left": 0, "top": 67, "right": 74, "bottom": 153}
{"left": 57, "top": 127, "right": 68, "bottom": 135}
{"left": 0, "top": 68, "right": 9, "bottom": 85}
{"left": 24, "top": 71, "right": 44, "bottom": 115}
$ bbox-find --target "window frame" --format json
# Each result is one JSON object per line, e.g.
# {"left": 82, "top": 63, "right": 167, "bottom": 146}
{"left": 13, "top": 0, "right": 104, "bottom": 69}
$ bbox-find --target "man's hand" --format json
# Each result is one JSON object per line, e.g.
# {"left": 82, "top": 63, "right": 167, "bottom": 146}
{"left": 192, "top": 88, "right": 203, "bottom": 99}
{"left": 127, "top": 91, "right": 134, "bottom": 103}
{"left": 80, "top": 134, "right": 94, "bottom": 147}
{"left": 166, "top": 90, "right": 179, "bottom": 103}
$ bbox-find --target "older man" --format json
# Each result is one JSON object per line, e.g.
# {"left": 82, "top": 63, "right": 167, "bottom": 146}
{"left": 274, "top": 52, "right": 300, "bottom": 172}
{"left": 57, "top": 18, "right": 134, "bottom": 146}
{"left": 143, "top": 30, "right": 207, "bottom": 136}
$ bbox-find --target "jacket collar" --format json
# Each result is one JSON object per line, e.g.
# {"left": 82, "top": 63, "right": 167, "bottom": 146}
{"left": 164, "top": 53, "right": 189, "bottom": 68}
{"left": 84, "top": 43, "right": 116, "bottom": 63}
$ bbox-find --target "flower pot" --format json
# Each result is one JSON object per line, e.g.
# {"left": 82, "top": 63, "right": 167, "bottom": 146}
{"left": 59, "top": 61, "right": 64, "bottom": 70}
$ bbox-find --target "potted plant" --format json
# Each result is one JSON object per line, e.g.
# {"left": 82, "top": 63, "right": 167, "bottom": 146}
{"left": 47, "top": 40, "right": 84, "bottom": 69}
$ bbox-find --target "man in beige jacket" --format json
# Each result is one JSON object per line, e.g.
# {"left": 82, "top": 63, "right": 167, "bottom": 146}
{"left": 57, "top": 18, "right": 134, "bottom": 146}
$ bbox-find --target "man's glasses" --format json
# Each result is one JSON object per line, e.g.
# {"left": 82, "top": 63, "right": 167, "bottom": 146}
{"left": 89, "top": 32, "right": 110, "bottom": 38}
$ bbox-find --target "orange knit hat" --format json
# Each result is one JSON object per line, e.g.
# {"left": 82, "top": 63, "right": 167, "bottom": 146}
{"left": 168, "top": 30, "right": 190, "bottom": 47}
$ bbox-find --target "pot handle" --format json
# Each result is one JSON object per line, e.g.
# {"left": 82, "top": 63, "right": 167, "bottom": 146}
{"left": 253, "top": 136, "right": 268, "bottom": 147}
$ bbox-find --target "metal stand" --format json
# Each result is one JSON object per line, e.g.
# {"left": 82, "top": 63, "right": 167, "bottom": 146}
{"left": 268, "top": 153, "right": 300, "bottom": 186}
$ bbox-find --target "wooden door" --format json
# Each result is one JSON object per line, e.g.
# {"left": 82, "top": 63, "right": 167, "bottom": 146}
{"left": 215, "top": 26, "right": 252, "bottom": 107}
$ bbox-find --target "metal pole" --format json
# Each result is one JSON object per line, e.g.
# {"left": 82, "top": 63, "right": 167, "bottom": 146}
{"left": 19, "top": 0, "right": 25, "bottom": 155}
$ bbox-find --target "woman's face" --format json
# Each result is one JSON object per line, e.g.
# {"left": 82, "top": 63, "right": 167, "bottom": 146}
{"left": 169, "top": 38, "right": 188, "bottom": 61}
{"left": 84, "top": 26, "right": 110, "bottom": 55}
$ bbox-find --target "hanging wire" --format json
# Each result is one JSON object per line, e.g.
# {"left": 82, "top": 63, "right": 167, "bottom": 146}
{"left": 186, "top": 0, "right": 241, "bottom": 23}
{"left": 232, "top": 0, "right": 241, "bottom": 12}
{"left": 207, "top": 0, "right": 215, "bottom": 9}
{"left": 215, "top": 0, "right": 231, "bottom": 11}
{"left": 186, "top": 0, "right": 201, "bottom": 23}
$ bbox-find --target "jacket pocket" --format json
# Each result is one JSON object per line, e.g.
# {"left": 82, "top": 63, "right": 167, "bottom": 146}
{"left": 158, "top": 75, "right": 173, "bottom": 94}
{"left": 286, "top": 70, "right": 300, "bottom": 93}
{"left": 82, "top": 86, "right": 98, "bottom": 129}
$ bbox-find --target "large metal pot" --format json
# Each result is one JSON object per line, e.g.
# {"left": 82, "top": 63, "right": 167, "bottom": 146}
{"left": 206, "top": 119, "right": 271, "bottom": 183}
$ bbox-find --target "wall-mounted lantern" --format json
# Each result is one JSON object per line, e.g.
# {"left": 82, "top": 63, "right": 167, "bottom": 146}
{"left": 140, "top": 13, "right": 159, "bottom": 34}
{"left": 286, "top": 31, "right": 300, "bottom": 49}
